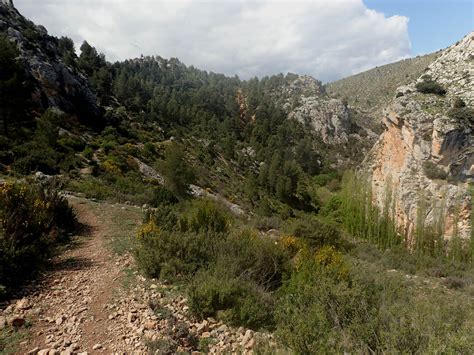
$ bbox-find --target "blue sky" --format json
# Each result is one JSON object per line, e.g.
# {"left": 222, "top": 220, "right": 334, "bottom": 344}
{"left": 365, "top": 0, "right": 473, "bottom": 55}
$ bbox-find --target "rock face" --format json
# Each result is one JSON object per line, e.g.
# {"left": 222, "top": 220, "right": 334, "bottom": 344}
{"left": 0, "top": 1, "right": 101, "bottom": 124}
{"left": 1, "top": 0, "right": 13, "bottom": 8}
{"left": 274, "top": 75, "right": 377, "bottom": 166}
{"left": 365, "top": 32, "right": 473, "bottom": 241}
{"left": 289, "top": 96, "right": 352, "bottom": 145}
{"left": 279, "top": 75, "right": 353, "bottom": 145}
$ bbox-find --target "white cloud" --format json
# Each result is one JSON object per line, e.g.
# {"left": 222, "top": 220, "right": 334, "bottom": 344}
{"left": 14, "top": 0, "right": 411, "bottom": 82}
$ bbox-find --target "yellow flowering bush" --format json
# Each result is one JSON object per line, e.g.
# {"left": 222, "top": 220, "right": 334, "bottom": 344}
{"left": 314, "top": 245, "right": 349, "bottom": 281}
{"left": 137, "top": 220, "right": 160, "bottom": 240}
{"left": 280, "top": 235, "right": 300, "bottom": 255}
{"left": 102, "top": 159, "right": 122, "bottom": 174}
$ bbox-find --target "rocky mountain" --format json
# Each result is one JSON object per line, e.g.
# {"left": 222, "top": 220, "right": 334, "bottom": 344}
{"left": 364, "top": 32, "right": 473, "bottom": 241}
{"left": 0, "top": 0, "right": 101, "bottom": 126}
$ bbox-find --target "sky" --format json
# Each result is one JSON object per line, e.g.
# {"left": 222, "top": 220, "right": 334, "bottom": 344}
{"left": 364, "top": 0, "right": 473, "bottom": 56}
{"left": 13, "top": 0, "right": 474, "bottom": 82}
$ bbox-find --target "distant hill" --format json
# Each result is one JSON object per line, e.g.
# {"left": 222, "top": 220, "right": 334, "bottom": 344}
{"left": 326, "top": 53, "right": 440, "bottom": 114}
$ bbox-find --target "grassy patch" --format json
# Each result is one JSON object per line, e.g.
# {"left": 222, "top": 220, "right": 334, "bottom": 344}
{"left": 119, "top": 267, "right": 136, "bottom": 290}
{"left": 0, "top": 327, "right": 28, "bottom": 354}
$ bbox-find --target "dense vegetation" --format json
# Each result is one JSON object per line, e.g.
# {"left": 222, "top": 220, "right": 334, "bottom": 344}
{"left": 0, "top": 180, "right": 76, "bottom": 296}
{"left": 0, "top": 31, "right": 325, "bottom": 214}
{"left": 340, "top": 171, "right": 473, "bottom": 265}
{"left": 0, "top": 35, "right": 33, "bottom": 141}
{"left": 134, "top": 194, "right": 473, "bottom": 353}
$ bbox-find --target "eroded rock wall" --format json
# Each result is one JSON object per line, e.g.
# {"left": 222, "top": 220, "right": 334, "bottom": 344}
{"left": 365, "top": 32, "right": 473, "bottom": 241}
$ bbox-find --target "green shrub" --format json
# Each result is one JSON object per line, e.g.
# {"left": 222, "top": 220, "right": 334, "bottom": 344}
{"left": 285, "top": 215, "right": 341, "bottom": 249}
{"left": 188, "top": 199, "right": 230, "bottom": 234}
{"left": 135, "top": 227, "right": 219, "bottom": 280}
{"left": 0, "top": 181, "right": 76, "bottom": 294}
{"left": 423, "top": 161, "right": 447, "bottom": 180}
{"left": 189, "top": 270, "right": 243, "bottom": 319}
{"left": 275, "top": 255, "right": 473, "bottom": 353}
{"left": 150, "top": 186, "right": 178, "bottom": 207}
{"left": 143, "top": 142, "right": 156, "bottom": 157}
{"left": 319, "top": 194, "right": 342, "bottom": 220}
{"left": 68, "top": 176, "right": 113, "bottom": 200}
{"left": 147, "top": 205, "right": 180, "bottom": 232}
{"left": 83, "top": 146, "right": 94, "bottom": 159}
{"left": 101, "top": 140, "right": 117, "bottom": 154}
{"left": 252, "top": 216, "right": 282, "bottom": 231}
{"left": 229, "top": 286, "right": 275, "bottom": 329}
{"left": 145, "top": 199, "right": 231, "bottom": 234}
{"left": 160, "top": 143, "right": 195, "bottom": 199}
{"left": 311, "top": 172, "right": 341, "bottom": 189}
{"left": 136, "top": 205, "right": 288, "bottom": 289}
{"left": 275, "top": 258, "right": 377, "bottom": 353}
{"left": 416, "top": 80, "right": 446, "bottom": 95}
{"left": 135, "top": 200, "right": 289, "bottom": 330}
{"left": 12, "top": 141, "right": 61, "bottom": 175}
{"left": 189, "top": 269, "right": 275, "bottom": 329}
{"left": 70, "top": 172, "right": 158, "bottom": 205}
{"left": 448, "top": 103, "right": 474, "bottom": 123}
{"left": 58, "top": 135, "right": 85, "bottom": 151}
{"left": 215, "top": 230, "right": 290, "bottom": 290}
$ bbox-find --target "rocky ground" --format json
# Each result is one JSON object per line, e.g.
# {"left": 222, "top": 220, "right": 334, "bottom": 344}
{"left": 0, "top": 197, "right": 275, "bottom": 354}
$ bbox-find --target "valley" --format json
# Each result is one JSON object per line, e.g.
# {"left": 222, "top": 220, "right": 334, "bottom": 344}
{"left": 0, "top": 0, "right": 473, "bottom": 353}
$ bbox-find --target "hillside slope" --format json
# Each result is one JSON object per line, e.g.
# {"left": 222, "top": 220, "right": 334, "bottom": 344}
{"left": 0, "top": 2, "right": 473, "bottom": 354}
{"left": 326, "top": 53, "right": 439, "bottom": 132}
{"left": 327, "top": 52, "right": 439, "bottom": 112}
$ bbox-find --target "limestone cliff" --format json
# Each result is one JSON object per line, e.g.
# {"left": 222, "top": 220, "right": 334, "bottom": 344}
{"left": 365, "top": 32, "right": 473, "bottom": 241}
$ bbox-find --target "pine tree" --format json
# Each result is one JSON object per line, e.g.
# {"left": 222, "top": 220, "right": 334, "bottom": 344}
{"left": 161, "top": 143, "right": 195, "bottom": 199}
{"left": 78, "top": 41, "right": 105, "bottom": 76}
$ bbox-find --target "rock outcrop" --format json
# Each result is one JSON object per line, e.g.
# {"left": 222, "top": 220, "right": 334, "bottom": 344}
{"left": 1, "top": 0, "right": 13, "bottom": 8}
{"left": 0, "top": 1, "right": 102, "bottom": 125}
{"left": 365, "top": 32, "right": 473, "bottom": 241}
{"left": 289, "top": 95, "right": 352, "bottom": 145}
{"left": 273, "top": 75, "right": 377, "bottom": 166}
{"left": 278, "top": 75, "right": 353, "bottom": 145}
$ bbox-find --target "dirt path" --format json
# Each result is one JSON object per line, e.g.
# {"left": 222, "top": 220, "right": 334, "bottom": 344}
{"left": 4, "top": 197, "right": 272, "bottom": 355}
{"left": 14, "top": 197, "right": 144, "bottom": 354}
